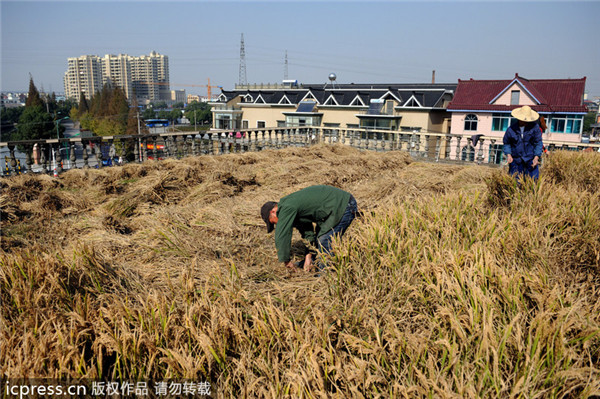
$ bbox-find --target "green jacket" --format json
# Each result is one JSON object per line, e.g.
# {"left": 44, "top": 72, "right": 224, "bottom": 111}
{"left": 274, "top": 185, "right": 351, "bottom": 262}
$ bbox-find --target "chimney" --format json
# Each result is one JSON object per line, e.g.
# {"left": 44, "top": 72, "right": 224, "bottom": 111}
{"left": 432, "top": 70, "right": 436, "bottom": 84}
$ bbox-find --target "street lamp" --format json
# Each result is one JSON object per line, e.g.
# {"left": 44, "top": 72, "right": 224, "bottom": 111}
{"left": 55, "top": 115, "right": 70, "bottom": 139}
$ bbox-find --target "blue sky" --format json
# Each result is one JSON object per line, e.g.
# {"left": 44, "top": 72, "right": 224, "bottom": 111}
{"left": 2, "top": 0, "right": 599, "bottom": 100}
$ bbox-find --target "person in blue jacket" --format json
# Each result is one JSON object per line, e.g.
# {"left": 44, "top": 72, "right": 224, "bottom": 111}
{"left": 503, "top": 105, "right": 544, "bottom": 180}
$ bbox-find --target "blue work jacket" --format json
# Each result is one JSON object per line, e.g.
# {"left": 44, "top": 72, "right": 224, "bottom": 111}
{"left": 502, "top": 122, "right": 543, "bottom": 164}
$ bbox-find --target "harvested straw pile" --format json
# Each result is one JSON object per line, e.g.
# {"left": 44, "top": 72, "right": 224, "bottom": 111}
{"left": 1, "top": 145, "right": 599, "bottom": 397}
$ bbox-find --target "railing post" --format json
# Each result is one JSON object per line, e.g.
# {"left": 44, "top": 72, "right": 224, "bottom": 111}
{"left": 108, "top": 140, "right": 116, "bottom": 167}
{"left": 409, "top": 133, "right": 416, "bottom": 156}
{"left": 435, "top": 136, "right": 441, "bottom": 162}
{"left": 444, "top": 135, "right": 452, "bottom": 160}
{"left": 133, "top": 137, "right": 140, "bottom": 163}
{"left": 82, "top": 141, "right": 90, "bottom": 168}
{"left": 192, "top": 134, "right": 198, "bottom": 156}
{"left": 55, "top": 143, "right": 63, "bottom": 174}
{"left": 277, "top": 129, "right": 283, "bottom": 149}
{"left": 180, "top": 135, "right": 187, "bottom": 156}
{"left": 476, "top": 138, "right": 485, "bottom": 165}
{"left": 266, "top": 130, "right": 273, "bottom": 149}
{"left": 175, "top": 135, "right": 182, "bottom": 158}
{"left": 455, "top": 136, "right": 462, "bottom": 161}
{"left": 25, "top": 145, "right": 33, "bottom": 173}
{"left": 223, "top": 133, "right": 230, "bottom": 154}
{"left": 213, "top": 132, "right": 221, "bottom": 155}
{"left": 152, "top": 136, "right": 159, "bottom": 160}
{"left": 117, "top": 139, "right": 126, "bottom": 165}
{"left": 165, "top": 136, "right": 172, "bottom": 158}
{"left": 142, "top": 136, "right": 149, "bottom": 161}
{"left": 466, "top": 137, "right": 473, "bottom": 162}
{"left": 384, "top": 132, "right": 391, "bottom": 152}
{"left": 94, "top": 140, "right": 102, "bottom": 168}
{"left": 5, "top": 144, "right": 17, "bottom": 176}
{"left": 7, "top": 145, "right": 17, "bottom": 175}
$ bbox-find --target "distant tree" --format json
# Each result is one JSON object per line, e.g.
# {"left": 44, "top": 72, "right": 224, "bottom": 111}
{"left": 157, "top": 110, "right": 170, "bottom": 120}
{"left": 46, "top": 92, "right": 58, "bottom": 114}
{"left": 0, "top": 107, "right": 24, "bottom": 140}
{"left": 184, "top": 101, "right": 212, "bottom": 125}
{"left": 583, "top": 112, "right": 595, "bottom": 133}
{"left": 78, "top": 92, "right": 89, "bottom": 116}
{"left": 126, "top": 98, "right": 144, "bottom": 135}
{"left": 109, "top": 86, "right": 129, "bottom": 128}
{"left": 170, "top": 108, "right": 183, "bottom": 124}
{"left": 173, "top": 102, "right": 184, "bottom": 109}
{"left": 25, "top": 75, "right": 43, "bottom": 108}
{"left": 152, "top": 101, "right": 168, "bottom": 109}
{"left": 13, "top": 105, "right": 55, "bottom": 141}
{"left": 142, "top": 108, "right": 156, "bottom": 120}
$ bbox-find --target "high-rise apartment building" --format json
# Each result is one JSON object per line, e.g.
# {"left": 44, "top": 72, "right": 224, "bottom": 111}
{"left": 64, "top": 51, "right": 169, "bottom": 104}
{"left": 102, "top": 54, "right": 133, "bottom": 100}
{"left": 63, "top": 55, "right": 104, "bottom": 101}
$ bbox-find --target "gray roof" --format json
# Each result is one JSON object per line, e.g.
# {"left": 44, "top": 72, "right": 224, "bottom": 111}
{"left": 218, "top": 83, "right": 456, "bottom": 109}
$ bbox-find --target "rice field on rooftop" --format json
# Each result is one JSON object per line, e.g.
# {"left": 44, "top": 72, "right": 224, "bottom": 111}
{"left": 1, "top": 145, "right": 599, "bottom": 397}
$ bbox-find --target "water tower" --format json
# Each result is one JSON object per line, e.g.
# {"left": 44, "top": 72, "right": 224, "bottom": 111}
{"left": 324, "top": 72, "right": 338, "bottom": 89}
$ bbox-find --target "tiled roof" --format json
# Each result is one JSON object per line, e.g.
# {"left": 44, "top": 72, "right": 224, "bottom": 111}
{"left": 447, "top": 74, "right": 587, "bottom": 113}
{"left": 217, "top": 83, "right": 457, "bottom": 108}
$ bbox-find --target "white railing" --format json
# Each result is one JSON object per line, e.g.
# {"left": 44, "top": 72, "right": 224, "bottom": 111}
{"left": 2, "top": 126, "right": 599, "bottom": 176}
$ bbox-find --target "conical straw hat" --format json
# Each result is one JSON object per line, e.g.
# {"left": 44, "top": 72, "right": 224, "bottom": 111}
{"left": 511, "top": 105, "right": 539, "bottom": 122}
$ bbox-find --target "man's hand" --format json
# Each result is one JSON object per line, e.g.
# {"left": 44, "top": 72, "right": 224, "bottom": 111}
{"left": 532, "top": 156, "right": 539, "bottom": 167}
{"left": 507, "top": 154, "right": 513, "bottom": 164}
{"left": 303, "top": 253, "right": 314, "bottom": 272}
{"left": 284, "top": 261, "right": 297, "bottom": 271}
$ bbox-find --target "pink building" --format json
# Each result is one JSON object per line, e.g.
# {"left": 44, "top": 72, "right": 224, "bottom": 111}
{"left": 447, "top": 74, "right": 587, "bottom": 163}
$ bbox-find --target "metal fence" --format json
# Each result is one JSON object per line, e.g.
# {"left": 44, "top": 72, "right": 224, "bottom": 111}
{"left": 2, "top": 127, "right": 599, "bottom": 176}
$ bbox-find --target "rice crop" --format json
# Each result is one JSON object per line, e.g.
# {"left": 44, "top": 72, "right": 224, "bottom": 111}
{"left": 1, "top": 145, "right": 598, "bottom": 397}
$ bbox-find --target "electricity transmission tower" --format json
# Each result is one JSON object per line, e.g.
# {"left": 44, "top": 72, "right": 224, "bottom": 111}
{"left": 284, "top": 51, "right": 288, "bottom": 80}
{"left": 239, "top": 33, "right": 247, "bottom": 86}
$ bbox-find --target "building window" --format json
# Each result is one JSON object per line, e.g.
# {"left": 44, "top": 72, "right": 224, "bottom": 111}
{"left": 492, "top": 113, "right": 515, "bottom": 131}
{"left": 285, "top": 115, "right": 321, "bottom": 127}
{"left": 464, "top": 114, "right": 478, "bottom": 131}
{"left": 549, "top": 114, "right": 582, "bottom": 134}
{"left": 257, "top": 121, "right": 266, "bottom": 128}
{"left": 242, "top": 120, "right": 248, "bottom": 129}
{"left": 511, "top": 90, "right": 520, "bottom": 105}
{"left": 360, "top": 118, "right": 393, "bottom": 130}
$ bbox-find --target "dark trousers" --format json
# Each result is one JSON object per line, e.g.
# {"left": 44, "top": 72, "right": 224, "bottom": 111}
{"left": 509, "top": 160, "right": 539, "bottom": 181}
{"left": 317, "top": 195, "right": 357, "bottom": 258}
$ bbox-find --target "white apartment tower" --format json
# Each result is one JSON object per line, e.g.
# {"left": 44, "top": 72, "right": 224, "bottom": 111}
{"left": 102, "top": 54, "right": 133, "bottom": 100}
{"left": 64, "top": 51, "right": 170, "bottom": 104}
{"left": 63, "top": 55, "right": 104, "bottom": 101}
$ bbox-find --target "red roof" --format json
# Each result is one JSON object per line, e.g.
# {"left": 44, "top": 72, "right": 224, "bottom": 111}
{"left": 447, "top": 74, "right": 587, "bottom": 113}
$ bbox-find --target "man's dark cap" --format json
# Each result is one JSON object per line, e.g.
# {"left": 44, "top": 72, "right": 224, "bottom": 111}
{"left": 261, "top": 201, "right": 277, "bottom": 233}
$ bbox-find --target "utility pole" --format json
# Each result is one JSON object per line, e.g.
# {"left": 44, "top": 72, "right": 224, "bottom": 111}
{"left": 136, "top": 109, "right": 142, "bottom": 162}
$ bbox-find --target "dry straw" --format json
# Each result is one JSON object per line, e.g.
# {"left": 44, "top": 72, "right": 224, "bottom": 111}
{"left": 1, "top": 145, "right": 598, "bottom": 397}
